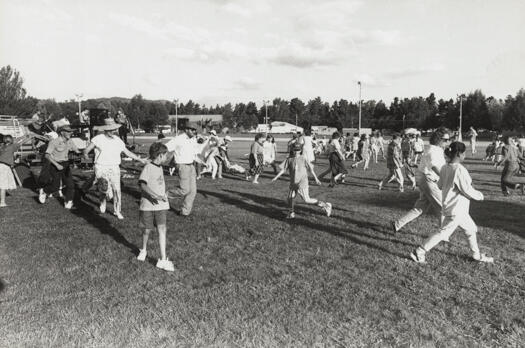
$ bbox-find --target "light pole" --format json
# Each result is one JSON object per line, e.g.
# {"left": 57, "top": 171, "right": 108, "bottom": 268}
{"left": 263, "top": 99, "right": 270, "bottom": 131}
{"left": 75, "top": 93, "right": 83, "bottom": 123}
{"left": 457, "top": 94, "right": 465, "bottom": 141}
{"left": 174, "top": 99, "right": 179, "bottom": 134}
{"left": 403, "top": 114, "right": 406, "bottom": 130}
{"left": 358, "top": 81, "right": 362, "bottom": 133}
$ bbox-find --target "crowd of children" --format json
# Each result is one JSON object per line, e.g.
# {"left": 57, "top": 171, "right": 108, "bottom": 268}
{"left": 0, "top": 125, "right": 509, "bottom": 271}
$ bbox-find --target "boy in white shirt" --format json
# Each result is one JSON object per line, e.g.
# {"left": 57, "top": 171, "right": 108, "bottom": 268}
{"left": 136, "top": 142, "right": 174, "bottom": 272}
{"left": 411, "top": 142, "right": 494, "bottom": 264}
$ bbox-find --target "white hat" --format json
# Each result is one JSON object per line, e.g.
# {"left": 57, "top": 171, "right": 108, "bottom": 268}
{"left": 224, "top": 135, "right": 233, "bottom": 142}
{"left": 209, "top": 130, "right": 217, "bottom": 136}
{"left": 94, "top": 118, "right": 121, "bottom": 131}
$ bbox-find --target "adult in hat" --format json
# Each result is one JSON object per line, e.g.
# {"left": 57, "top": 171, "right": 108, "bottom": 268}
{"left": 391, "top": 127, "right": 451, "bottom": 232}
{"left": 84, "top": 118, "right": 147, "bottom": 219}
{"left": 38, "top": 125, "right": 81, "bottom": 209}
{"left": 115, "top": 109, "right": 129, "bottom": 144}
{"left": 165, "top": 121, "right": 204, "bottom": 216}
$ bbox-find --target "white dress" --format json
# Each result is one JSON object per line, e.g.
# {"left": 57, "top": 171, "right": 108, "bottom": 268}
{"left": 301, "top": 136, "right": 315, "bottom": 163}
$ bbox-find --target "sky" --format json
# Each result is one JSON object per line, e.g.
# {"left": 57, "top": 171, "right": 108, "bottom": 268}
{"left": 1, "top": 0, "right": 524, "bottom": 107}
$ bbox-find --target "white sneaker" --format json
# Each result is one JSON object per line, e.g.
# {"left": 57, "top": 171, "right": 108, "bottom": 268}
{"left": 473, "top": 253, "right": 494, "bottom": 263}
{"left": 114, "top": 212, "right": 124, "bottom": 220}
{"left": 325, "top": 202, "right": 332, "bottom": 217}
{"left": 64, "top": 201, "right": 73, "bottom": 209}
{"left": 137, "top": 249, "right": 147, "bottom": 262}
{"left": 156, "top": 258, "right": 175, "bottom": 272}
{"left": 99, "top": 199, "right": 106, "bottom": 213}
{"left": 410, "top": 247, "right": 426, "bottom": 264}
{"left": 286, "top": 212, "right": 295, "bottom": 219}
{"left": 38, "top": 189, "right": 46, "bottom": 204}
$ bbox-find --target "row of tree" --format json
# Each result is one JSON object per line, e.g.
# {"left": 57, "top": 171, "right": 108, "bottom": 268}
{"left": 1, "top": 65, "right": 525, "bottom": 132}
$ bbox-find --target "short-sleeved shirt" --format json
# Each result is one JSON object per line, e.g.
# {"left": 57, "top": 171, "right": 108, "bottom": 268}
{"left": 251, "top": 141, "right": 264, "bottom": 155}
{"left": 281, "top": 155, "right": 310, "bottom": 189}
{"left": 46, "top": 136, "right": 78, "bottom": 162}
{"left": 138, "top": 163, "right": 169, "bottom": 211}
{"left": 91, "top": 134, "right": 126, "bottom": 165}
{"left": 419, "top": 145, "right": 446, "bottom": 182}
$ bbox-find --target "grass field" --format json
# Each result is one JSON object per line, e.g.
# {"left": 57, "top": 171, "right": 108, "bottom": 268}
{"left": 1, "top": 139, "right": 524, "bottom": 347}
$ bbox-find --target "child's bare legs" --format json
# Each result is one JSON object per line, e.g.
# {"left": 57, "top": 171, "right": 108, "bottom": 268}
{"left": 363, "top": 157, "right": 370, "bottom": 170}
{"left": 252, "top": 174, "right": 260, "bottom": 184}
{"left": 142, "top": 228, "right": 151, "bottom": 252}
{"left": 287, "top": 191, "right": 296, "bottom": 217}
{"left": 157, "top": 224, "right": 167, "bottom": 260}
{"left": 0, "top": 189, "right": 6, "bottom": 207}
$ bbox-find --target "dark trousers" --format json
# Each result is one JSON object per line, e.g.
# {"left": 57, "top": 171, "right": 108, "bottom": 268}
{"left": 118, "top": 127, "right": 128, "bottom": 144}
{"left": 501, "top": 162, "right": 523, "bottom": 193}
{"left": 43, "top": 161, "right": 75, "bottom": 201}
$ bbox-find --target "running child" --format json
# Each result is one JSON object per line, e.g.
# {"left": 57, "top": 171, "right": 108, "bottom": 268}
{"left": 410, "top": 141, "right": 494, "bottom": 264}
{"left": 136, "top": 142, "right": 175, "bottom": 272}
{"left": 272, "top": 143, "right": 332, "bottom": 219}
{"left": 378, "top": 134, "right": 404, "bottom": 192}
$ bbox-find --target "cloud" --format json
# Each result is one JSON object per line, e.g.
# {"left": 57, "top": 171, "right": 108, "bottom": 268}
{"left": 353, "top": 74, "right": 391, "bottom": 88}
{"left": 383, "top": 64, "right": 445, "bottom": 79}
{"left": 233, "top": 77, "right": 260, "bottom": 90}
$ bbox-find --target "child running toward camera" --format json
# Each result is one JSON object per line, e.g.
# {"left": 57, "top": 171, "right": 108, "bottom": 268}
{"left": 136, "top": 142, "right": 174, "bottom": 272}
{"left": 272, "top": 143, "right": 332, "bottom": 219}
{"left": 378, "top": 134, "right": 404, "bottom": 192}
{"left": 411, "top": 141, "right": 494, "bottom": 264}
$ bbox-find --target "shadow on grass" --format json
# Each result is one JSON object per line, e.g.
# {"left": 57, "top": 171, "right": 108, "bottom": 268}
{"left": 472, "top": 200, "right": 525, "bottom": 239}
{"left": 70, "top": 189, "right": 139, "bottom": 256}
{"left": 199, "top": 188, "right": 415, "bottom": 258}
{"left": 0, "top": 278, "right": 5, "bottom": 293}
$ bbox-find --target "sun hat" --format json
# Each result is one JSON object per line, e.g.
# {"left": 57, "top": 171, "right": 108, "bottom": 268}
{"left": 224, "top": 135, "right": 233, "bottom": 142}
{"left": 209, "top": 130, "right": 217, "bottom": 136}
{"left": 57, "top": 125, "right": 74, "bottom": 133}
{"left": 94, "top": 118, "right": 122, "bottom": 131}
{"left": 442, "top": 133, "right": 450, "bottom": 140}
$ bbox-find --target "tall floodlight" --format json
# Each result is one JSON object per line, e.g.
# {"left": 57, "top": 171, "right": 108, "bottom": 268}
{"left": 174, "top": 99, "right": 179, "bottom": 134}
{"left": 457, "top": 94, "right": 465, "bottom": 141}
{"left": 263, "top": 99, "right": 270, "bottom": 131}
{"left": 358, "top": 81, "right": 362, "bottom": 133}
{"left": 75, "top": 93, "right": 83, "bottom": 123}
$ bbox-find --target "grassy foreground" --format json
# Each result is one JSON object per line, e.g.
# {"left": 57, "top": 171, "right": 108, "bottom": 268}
{"left": 0, "top": 140, "right": 524, "bottom": 347}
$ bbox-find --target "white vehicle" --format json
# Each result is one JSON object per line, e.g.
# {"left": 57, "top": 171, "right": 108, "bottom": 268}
{"left": 0, "top": 115, "right": 25, "bottom": 138}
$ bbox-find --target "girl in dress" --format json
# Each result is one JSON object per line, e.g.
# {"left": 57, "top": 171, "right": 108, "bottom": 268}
{"left": 352, "top": 134, "right": 370, "bottom": 170}
{"left": 327, "top": 132, "right": 347, "bottom": 187}
{"left": 262, "top": 134, "right": 278, "bottom": 174}
{"left": 0, "top": 135, "right": 17, "bottom": 207}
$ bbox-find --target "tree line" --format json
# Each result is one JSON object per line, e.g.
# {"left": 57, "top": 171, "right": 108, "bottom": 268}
{"left": 1, "top": 65, "right": 524, "bottom": 132}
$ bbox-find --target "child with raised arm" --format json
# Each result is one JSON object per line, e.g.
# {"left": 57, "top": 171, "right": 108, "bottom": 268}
{"left": 411, "top": 142, "right": 494, "bottom": 264}
{"left": 136, "top": 142, "right": 174, "bottom": 272}
{"left": 272, "top": 143, "right": 332, "bottom": 219}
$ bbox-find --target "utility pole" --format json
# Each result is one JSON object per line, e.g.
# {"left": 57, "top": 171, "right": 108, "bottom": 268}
{"left": 263, "top": 99, "right": 269, "bottom": 132}
{"left": 358, "top": 81, "right": 362, "bottom": 134}
{"left": 75, "top": 93, "right": 83, "bottom": 123}
{"left": 403, "top": 114, "right": 406, "bottom": 130}
{"left": 174, "top": 99, "right": 179, "bottom": 134}
{"left": 458, "top": 94, "right": 464, "bottom": 141}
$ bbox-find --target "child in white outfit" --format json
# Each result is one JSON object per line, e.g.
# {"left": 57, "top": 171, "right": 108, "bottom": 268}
{"left": 411, "top": 142, "right": 494, "bottom": 264}
{"left": 272, "top": 143, "right": 332, "bottom": 219}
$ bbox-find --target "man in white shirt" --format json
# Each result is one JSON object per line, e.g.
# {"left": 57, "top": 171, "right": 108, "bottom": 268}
{"left": 392, "top": 128, "right": 450, "bottom": 232}
{"left": 165, "top": 122, "right": 200, "bottom": 216}
{"left": 468, "top": 127, "right": 478, "bottom": 154}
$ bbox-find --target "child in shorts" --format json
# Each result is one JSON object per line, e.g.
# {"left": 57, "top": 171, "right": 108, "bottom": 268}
{"left": 136, "top": 142, "right": 174, "bottom": 272}
{"left": 272, "top": 143, "right": 332, "bottom": 219}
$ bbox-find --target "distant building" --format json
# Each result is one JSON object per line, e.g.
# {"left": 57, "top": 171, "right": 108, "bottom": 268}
{"left": 252, "top": 121, "right": 303, "bottom": 134}
{"left": 312, "top": 126, "right": 338, "bottom": 136}
{"left": 168, "top": 114, "right": 223, "bottom": 125}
